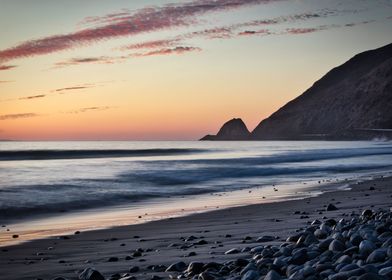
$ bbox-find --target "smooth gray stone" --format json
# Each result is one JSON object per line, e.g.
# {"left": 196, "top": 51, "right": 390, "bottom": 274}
{"left": 314, "top": 229, "right": 328, "bottom": 239}
{"left": 339, "top": 264, "right": 359, "bottom": 272}
{"left": 165, "top": 261, "right": 186, "bottom": 272}
{"left": 357, "top": 273, "right": 385, "bottom": 280}
{"left": 241, "top": 270, "right": 259, "bottom": 280}
{"left": 366, "top": 249, "right": 386, "bottom": 264}
{"left": 225, "top": 248, "right": 240, "bottom": 255}
{"left": 350, "top": 234, "right": 363, "bottom": 247}
{"left": 329, "top": 268, "right": 366, "bottom": 280}
{"left": 240, "top": 263, "right": 257, "bottom": 276}
{"left": 187, "top": 262, "right": 205, "bottom": 275}
{"left": 291, "top": 248, "right": 308, "bottom": 265}
{"left": 329, "top": 240, "right": 346, "bottom": 252}
{"left": 335, "top": 255, "right": 352, "bottom": 264}
{"left": 382, "top": 237, "right": 392, "bottom": 248}
{"left": 359, "top": 240, "right": 376, "bottom": 256}
{"left": 250, "top": 245, "right": 264, "bottom": 253}
{"left": 264, "top": 270, "right": 281, "bottom": 280}
{"left": 79, "top": 268, "right": 105, "bottom": 280}
{"left": 379, "top": 266, "right": 392, "bottom": 278}
{"left": 257, "top": 236, "right": 275, "bottom": 243}
{"left": 319, "top": 238, "right": 334, "bottom": 251}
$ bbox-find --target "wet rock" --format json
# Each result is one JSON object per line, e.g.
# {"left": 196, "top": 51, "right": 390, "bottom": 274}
{"left": 357, "top": 273, "right": 386, "bottom": 280}
{"left": 264, "top": 270, "right": 281, "bottom": 280}
{"left": 257, "top": 236, "right": 275, "bottom": 243}
{"left": 379, "top": 266, "right": 392, "bottom": 278}
{"left": 129, "top": 266, "right": 139, "bottom": 273}
{"left": 329, "top": 240, "right": 346, "bottom": 252}
{"left": 366, "top": 249, "right": 386, "bottom": 263}
{"left": 166, "top": 261, "right": 186, "bottom": 272}
{"left": 326, "top": 204, "right": 338, "bottom": 211}
{"left": 225, "top": 248, "right": 240, "bottom": 255}
{"left": 241, "top": 270, "right": 259, "bottom": 280}
{"left": 187, "top": 262, "right": 204, "bottom": 275}
{"left": 359, "top": 240, "right": 376, "bottom": 256}
{"left": 107, "top": 257, "right": 119, "bottom": 262}
{"left": 79, "top": 268, "right": 105, "bottom": 280}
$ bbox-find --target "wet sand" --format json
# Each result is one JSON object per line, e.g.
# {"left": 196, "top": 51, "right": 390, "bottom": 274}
{"left": 0, "top": 175, "right": 391, "bottom": 280}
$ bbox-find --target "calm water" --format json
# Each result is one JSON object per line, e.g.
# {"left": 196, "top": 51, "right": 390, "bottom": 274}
{"left": 1, "top": 141, "right": 392, "bottom": 244}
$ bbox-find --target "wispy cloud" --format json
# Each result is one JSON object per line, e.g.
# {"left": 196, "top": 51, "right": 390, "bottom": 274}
{"left": 0, "top": 0, "right": 278, "bottom": 63}
{"left": 0, "top": 113, "right": 39, "bottom": 120}
{"left": 0, "top": 65, "right": 17, "bottom": 71}
{"left": 122, "top": 38, "right": 181, "bottom": 50}
{"left": 65, "top": 106, "right": 113, "bottom": 114}
{"left": 0, "top": 80, "right": 13, "bottom": 83}
{"left": 18, "top": 94, "right": 46, "bottom": 100}
{"left": 132, "top": 46, "right": 201, "bottom": 57}
{"left": 54, "top": 56, "right": 121, "bottom": 68}
{"left": 55, "top": 85, "right": 92, "bottom": 93}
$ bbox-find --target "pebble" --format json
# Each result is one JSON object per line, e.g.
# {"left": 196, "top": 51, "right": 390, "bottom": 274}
{"left": 43, "top": 206, "right": 392, "bottom": 280}
{"left": 79, "top": 268, "right": 105, "bottom": 280}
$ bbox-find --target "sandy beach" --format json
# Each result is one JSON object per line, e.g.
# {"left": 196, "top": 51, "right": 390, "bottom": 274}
{"left": 0, "top": 175, "right": 391, "bottom": 280}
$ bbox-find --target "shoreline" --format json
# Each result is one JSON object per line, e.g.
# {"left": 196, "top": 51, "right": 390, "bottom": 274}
{"left": 1, "top": 171, "right": 384, "bottom": 247}
{"left": 0, "top": 174, "right": 391, "bottom": 279}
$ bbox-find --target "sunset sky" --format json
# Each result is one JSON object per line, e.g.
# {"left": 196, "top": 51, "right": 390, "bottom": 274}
{"left": 1, "top": 0, "right": 392, "bottom": 140}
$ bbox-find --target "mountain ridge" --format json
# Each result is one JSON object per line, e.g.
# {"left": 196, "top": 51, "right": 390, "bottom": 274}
{"left": 201, "top": 43, "right": 392, "bottom": 141}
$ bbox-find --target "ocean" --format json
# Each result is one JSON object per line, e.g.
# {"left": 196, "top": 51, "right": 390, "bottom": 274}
{"left": 1, "top": 140, "right": 392, "bottom": 245}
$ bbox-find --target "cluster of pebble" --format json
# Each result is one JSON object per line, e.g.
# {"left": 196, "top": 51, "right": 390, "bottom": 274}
{"left": 62, "top": 208, "right": 392, "bottom": 280}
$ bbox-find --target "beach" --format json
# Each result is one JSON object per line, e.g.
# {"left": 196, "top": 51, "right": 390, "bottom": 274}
{"left": 1, "top": 174, "right": 391, "bottom": 280}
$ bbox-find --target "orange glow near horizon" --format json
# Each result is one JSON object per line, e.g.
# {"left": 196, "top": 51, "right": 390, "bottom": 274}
{"left": 1, "top": 0, "right": 391, "bottom": 140}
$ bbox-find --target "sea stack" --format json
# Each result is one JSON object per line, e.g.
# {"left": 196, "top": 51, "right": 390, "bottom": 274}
{"left": 200, "top": 118, "right": 250, "bottom": 140}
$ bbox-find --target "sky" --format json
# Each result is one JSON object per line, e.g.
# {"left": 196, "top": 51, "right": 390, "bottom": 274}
{"left": 0, "top": 0, "right": 392, "bottom": 140}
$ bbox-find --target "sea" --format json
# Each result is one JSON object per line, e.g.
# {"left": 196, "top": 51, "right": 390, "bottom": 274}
{"left": 1, "top": 140, "right": 392, "bottom": 245}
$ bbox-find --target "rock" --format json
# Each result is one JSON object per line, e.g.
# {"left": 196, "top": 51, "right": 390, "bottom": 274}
{"left": 366, "top": 249, "right": 386, "bottom": 263}
{"left": 379, "top": 266, "right": 392, "bottom": 278}
{"left": 194, "top": 239, "right": 208, "bottom": 245}
{"left": 382, "top": 237, "right": 392, "bottom": 248}
{"left": 256, "top": 236, "right": 275, "bottom": 242}
{"left": 79, "top": 268, "right": 105, "bottom": 280}
{"left": 359, "top": 240, "right": 376, "bottom": 256}
{"left": 240, "top": 263, "right": 257, "bottom": 276}
{"left": 335, "top": 255, "right": 352, "bottom": 264}
{"left": 107, "top": 257, "right": 119, "bottom": 262}
{"left": 187, "top": 262, "right": 204, "bottom": 275}
{"left": 225, "top": 248, "right": 240, "bottom": 254}
{"left": 129, "top": 266, "right": 139, "bottom": 273}
{"left": 200, "top": 118, "right": 250, "bottom": 140}
{"left": 291, "top": 248, "right": 308, "bottom": 265}
{"left": 118, "top": 277, "right": 136, "bottom": 280}
{"left": 241, "top": 270, "right": 259, "bottom": 280}
{"left": 357, "top": 273, "right": 386, "bottom": 280}
{"left": 264, "top": 270, "right": 281, "bottom": 280}
{"left": 329, "top": 240, "right": 346, "bottom": 252}
{"left": 314, "top": 229, "right": 328, "bottom": 239}
{"left": 165, "top": 261, "right": 186, "bottom": 272}
{"left": 199, "top": 272, "right": 217, "bottom": 280}
{"left": 326, "top": 204, "right": 338, "bottom": 211}
{"left": 362, "top": 209, "right": 373, "bottom": 217}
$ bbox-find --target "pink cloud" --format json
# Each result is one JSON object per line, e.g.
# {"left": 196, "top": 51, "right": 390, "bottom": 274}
{"left": 133, "top": 46, "right": 201, "bottom": 57}
{"left": 122, "top": 38, "right": 181, "bottom": 50}
{"left": 0, "top": 65, "right": 17, "bottom": 71}
{"left": 0, "top": 0, "right": 277, "bottom": 63}
{"left": 238, "top": 29, "right": 269, "bottom": 36}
